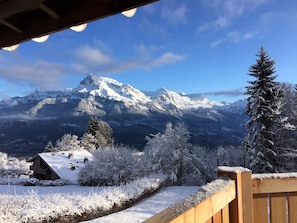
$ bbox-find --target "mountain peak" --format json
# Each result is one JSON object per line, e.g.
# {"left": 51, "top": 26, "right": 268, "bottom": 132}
{"left": 78, "top": 74, "right": 120, "bottom": 89}
{"left": 76, "top": 74, "right": 151, "bottom": 104}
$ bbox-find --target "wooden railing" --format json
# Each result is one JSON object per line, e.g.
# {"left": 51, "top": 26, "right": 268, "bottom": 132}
{"left": 143, "top": 178, "right": 236, "bottom": 223}
{"left": 144, "top": 167, "right": 297, "bottom": 223}
{"left": 252, "top": 173, "right": 297, "bottom": 223}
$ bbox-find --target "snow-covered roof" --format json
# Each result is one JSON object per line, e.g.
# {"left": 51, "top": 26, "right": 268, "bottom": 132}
{"left": 39, "top": 149, "right": 93, "bottom": 184}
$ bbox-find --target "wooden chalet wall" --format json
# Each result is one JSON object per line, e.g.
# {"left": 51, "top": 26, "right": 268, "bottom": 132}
{"left": 30, "top": 155, "right": 60, "bottom": 180}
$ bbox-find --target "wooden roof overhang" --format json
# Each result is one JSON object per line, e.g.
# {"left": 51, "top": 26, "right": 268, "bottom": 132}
{"left": 0, "top": 0, "right": 158, "bottom": 48}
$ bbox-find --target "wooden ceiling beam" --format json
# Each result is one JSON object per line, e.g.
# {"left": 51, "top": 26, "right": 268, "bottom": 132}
{"left": 0, "top": 0, "right": 158, "bottom": 48}
{"left": 0, "top": 0, "right": 47, "bottom": 20}
{"left": 39, "top": 3, "right": 61, "bottom": 20}
{"left": 1, "top": 19, "right": 23, "bottom": 33}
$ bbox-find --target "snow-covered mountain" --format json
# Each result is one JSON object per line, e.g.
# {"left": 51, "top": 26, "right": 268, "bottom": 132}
{"left": 0, "top": 74, "right": 247, "bottom": 156}
{"left": 2, "top": 74, "right": 233, "bottom": 116}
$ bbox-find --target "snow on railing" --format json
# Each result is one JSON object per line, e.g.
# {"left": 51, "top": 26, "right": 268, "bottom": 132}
{"left": 144, "top": 177, "right": 236, "bottom": 223}
{"left": 145, "top": 166, "right": 297, "bottom": 223}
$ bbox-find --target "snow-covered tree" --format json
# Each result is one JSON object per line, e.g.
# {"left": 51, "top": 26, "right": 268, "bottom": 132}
{"left": 80, "top": 133, "right": 96, "bottom": 152}
{"left": 245, "top": 47, "right": 283, "bottom": 173}
{"left": 273, "top": 83, "right": 297, "bottom": 171}
{"left": 55, "top": 134, "right": 82, "bottom": 151}
{"left": 86, "top": 117, "right": 113, "bottom": 148}
{"left": 44, "top": 140, "right": 55, "bottom": 152}
{"left": 78, "top": 146, "right": 144, "bottom": 186}
{"left": 143, "top": 122, "right": 192, "bottom": 185}
{"left": 189, "top": 146, "right": 217, "bottom": 183}
{"left": 0, "top": 152, "right": 7, "bottom": 170}
{"left": 216, "top": 146, "right": 232, "bottom": 166}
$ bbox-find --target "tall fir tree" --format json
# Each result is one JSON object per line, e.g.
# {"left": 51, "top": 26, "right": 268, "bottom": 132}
{"left": 245, "top": 47, "right": 283, "bottom": 173}
{"left": 86, "top": 116, "right": 113, "bottom": 148}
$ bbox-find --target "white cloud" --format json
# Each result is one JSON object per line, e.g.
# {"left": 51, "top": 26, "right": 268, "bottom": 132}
{"left": 135, "top": 43, "right": 165, "bottom": 56}
{"left": 71, "top": 45, "right": 114, "bottom": 74}
{"left": 228, "top": 31, "right": 256, "bottom": 42}
{"left": 0, "top": 60, "right": 67, "bottom": 88}
{"left": 151, "top": 52, "right": 186, "bottom": 67}
{"left": 0, "top": 43, "right": 186, "bottom": 94}
{"left": 211, "top": 39, "right": 224, "bottom": 48}
{"left": 198, "top": 16, "right": 230, "bottom": 32}
{"left": 204, "top": 88, "right": 244, "bottom": 97}
{"left": 211, "top": 31, "right": 257, "bottom": 47}
{"left": 75, "top": 46, "right": 112, "bottom": 66}
{"left": 107, "top": 52, "right": 186, "bottom": 73}
{"left": 211, "top": 0, "right": 267, "bottom": 18}
{"left": 214, "top": 17, "right": 230, "bottom": 29}
{"left": 199, "top": 0, "right": 268, "bottom": 32}
{"left": 260, "top": 10, "right": 297, "bottom": 28}
{"left": 71, "top": 45, "right": 186, "bottom": 74}
{"left": 161, "top": 3, "right": 188, "bottom": 25}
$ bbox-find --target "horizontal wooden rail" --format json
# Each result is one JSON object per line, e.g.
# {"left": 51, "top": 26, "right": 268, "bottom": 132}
{"left": 252, "top": 173, "right": 297, "bottom": 223}
{"left": 252, "top": 173, "right": 297, "bottom": 194}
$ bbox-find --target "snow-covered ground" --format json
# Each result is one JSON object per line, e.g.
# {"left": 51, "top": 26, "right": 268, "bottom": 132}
{"left": 0, "top": 184, "right": 105, "bottom": 195}
{"left": 0, "top": 183, "right": 199, "bottom": 223}
{"left": 0, "top": 176, "right": 165, "bottom": 223}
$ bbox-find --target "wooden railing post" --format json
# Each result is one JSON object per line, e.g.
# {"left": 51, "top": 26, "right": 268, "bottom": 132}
{"left": 218, "top": 166, "right": 253, "bottom": 223}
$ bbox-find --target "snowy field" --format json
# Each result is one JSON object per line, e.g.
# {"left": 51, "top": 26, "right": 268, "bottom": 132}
{"left": 0, "top": 184, "right": 105, "bottom": 195}
{"left": 0, "top": 176, "right": 166, "bottom": 223}
{"left": 0, "top": 182, "right": 199, "bottom": 223}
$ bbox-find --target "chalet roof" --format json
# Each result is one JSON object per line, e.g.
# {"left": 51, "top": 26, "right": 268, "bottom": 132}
{"left": 0, "top": 0, "right": 158, "bottom": 48}
{"left": 38, "top": 149, "right": 93, "bottom": 184}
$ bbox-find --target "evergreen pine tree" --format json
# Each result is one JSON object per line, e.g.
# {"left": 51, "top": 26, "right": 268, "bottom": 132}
{"left": 245, "top": 47, "right": 283, "bottom": 173}
{"left": 86, "top": 117, "right": 113, "bottom": 148}
{"left": 44, "top": 140, "right": 55, "bottom": 152}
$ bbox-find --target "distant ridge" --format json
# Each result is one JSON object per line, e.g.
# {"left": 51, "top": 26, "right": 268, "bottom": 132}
{"left": 0, "top": 74, "right": 247, "bottom": 156}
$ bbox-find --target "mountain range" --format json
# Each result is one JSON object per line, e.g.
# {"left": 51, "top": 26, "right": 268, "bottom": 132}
{"left": 0, "top": 74, "right": 248, "bottom": 156}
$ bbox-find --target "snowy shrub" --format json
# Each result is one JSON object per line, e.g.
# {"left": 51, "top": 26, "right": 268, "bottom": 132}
{"left": 39, "top": 179, "right": 72, "bottom": 186}
{"left": 1, "top": 178, "right": 71, "bottom": 186}
{"left": 78, "top": 147, "right": 146, "bottom": 186}
{"left": 0, "top": 153, "right": 31, "bottom": 177}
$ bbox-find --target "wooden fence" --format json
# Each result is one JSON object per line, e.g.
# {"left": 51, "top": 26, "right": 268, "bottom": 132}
{"left": 252, "top": 172, "right": 297, "bottom": 223}
{"left": 144, "top": 166, "right": 297, "bottom": 223}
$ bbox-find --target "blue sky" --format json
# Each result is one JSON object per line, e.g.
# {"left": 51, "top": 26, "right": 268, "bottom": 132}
{"left": 0, "top": 0, "right": 297, "bottom": 102}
